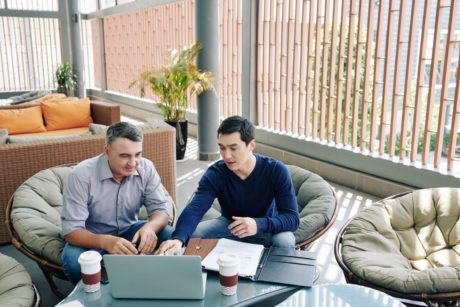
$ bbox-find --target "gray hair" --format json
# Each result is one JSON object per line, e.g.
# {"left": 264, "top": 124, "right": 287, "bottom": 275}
{"left": 106, "top": 122, "right": 143, "bottom": 146}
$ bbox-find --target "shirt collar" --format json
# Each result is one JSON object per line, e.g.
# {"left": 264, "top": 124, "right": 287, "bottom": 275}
{"left": 96, "top": 154, "right": 140, "bottom": 181}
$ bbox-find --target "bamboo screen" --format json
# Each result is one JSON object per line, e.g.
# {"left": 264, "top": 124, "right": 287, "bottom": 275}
{"left": 98, "top": 0, "right": 242, "bottom": 119}
{"left": 257, "top": 0, "right": 460, "bottom": 172}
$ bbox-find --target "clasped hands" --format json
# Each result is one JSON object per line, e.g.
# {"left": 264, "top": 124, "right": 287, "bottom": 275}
{"left": 106, "top": 223, "right": 158, "bottom": 255}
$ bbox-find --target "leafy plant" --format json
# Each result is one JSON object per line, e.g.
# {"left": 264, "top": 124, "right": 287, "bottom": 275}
{"left": 54, "top": 62, "right": 77, "bottom": 93}
{"left": 130, "top": 42, "right": 215, "bottom": 121}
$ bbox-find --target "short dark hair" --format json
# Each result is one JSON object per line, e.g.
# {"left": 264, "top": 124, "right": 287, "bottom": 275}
{"left": 106, "top": 122, "right": 143, "bottom": 145}
{"left": 217, "top": 116, "right": 254, "bottom": 144}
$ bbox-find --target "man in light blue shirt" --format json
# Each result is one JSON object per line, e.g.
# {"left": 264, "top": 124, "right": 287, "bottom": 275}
{"left": 61, "top": 122, "right": 173, "bottom": 284}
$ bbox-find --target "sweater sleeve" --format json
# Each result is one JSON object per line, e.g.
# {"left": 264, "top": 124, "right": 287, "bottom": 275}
{"left": 254, "top": 162, "right": 299, "bottom": 234}
{"left": 171, "top": 171, "right": 217, "bottom": 243}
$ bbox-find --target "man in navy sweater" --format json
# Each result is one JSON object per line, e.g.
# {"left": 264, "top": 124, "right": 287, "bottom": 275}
{"left": 157, "top": 116, "right": 299, "bottom": 254}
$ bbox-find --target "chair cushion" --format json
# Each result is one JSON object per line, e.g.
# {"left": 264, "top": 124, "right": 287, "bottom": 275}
{"left": 11, "top": 166, "right": 176, "bottom": 266}
{"left": 341, "top": 188, "right": 460, "bottom": 293}
{"left": 287, "top": 165, "right": 336, "bottom": 243}
{"left": 0, "top": 253, "right": 35, "bottom": 306}
{"left": 11, "top": 167, "right": 70, "bottom": 265}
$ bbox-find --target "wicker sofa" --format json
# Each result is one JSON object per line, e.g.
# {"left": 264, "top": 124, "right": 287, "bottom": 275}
{"left": 0, "top": 95, "right": 178, "bottom": 245}
{"left": 0, "top": 124, "right": 177, "bottom": 245}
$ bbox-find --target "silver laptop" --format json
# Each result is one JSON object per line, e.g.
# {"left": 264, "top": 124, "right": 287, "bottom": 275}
{"left": 103, "top": 254, "right": 206, "bottom": 299}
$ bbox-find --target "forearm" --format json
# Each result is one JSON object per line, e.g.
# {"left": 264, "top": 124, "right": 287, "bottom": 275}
{"left": 255, "top": 211, "right": 299, "bottom": 233}
{"left": 64, "top": 229, "right": 114, "bottom": 251}
{"left": 146, "top": 211, "right": 169, "bottom": 233}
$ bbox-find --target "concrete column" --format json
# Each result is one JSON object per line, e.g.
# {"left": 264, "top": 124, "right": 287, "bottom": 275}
{"left": 66, "top": 0, "right": 85, "bottom": 98}
{"left": 58, "top": 0, "right": 71, "bottom": 64}
{"left": 241, "top": 0, "right": 258, "bottom": 123}
{"left": 196, "top": 0, "right": 220, "bottom": 161}
{"left": 96, "top": 1, "right": 107, "bottom": 91}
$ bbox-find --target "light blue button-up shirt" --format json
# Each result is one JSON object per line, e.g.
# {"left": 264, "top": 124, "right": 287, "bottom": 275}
{"left": 61, "top": 154, "right": 169, "bottom": 236}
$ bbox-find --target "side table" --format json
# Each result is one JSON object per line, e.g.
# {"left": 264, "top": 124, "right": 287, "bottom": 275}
{"left": 276, "top": 283, "right": 405, "bottom": 307}
{"left": 57, "top": 272, "right": 299, "bottom": 307}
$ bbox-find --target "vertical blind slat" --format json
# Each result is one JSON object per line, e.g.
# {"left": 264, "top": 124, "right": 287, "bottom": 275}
{"left": 351, "top": 0, "right": 365, "bottom": 148}
{"left": 343, "top": 0, "right": 357, "bottom": 145}
{"left": 423, "top": 2, "right": 444, "bottom": 165}
{"left": 369, "top": 0, "right": 386, "bottom": 152}
{"left": 434, "top": 1, "right": 459, "bottom": 168}
{"left": 400, "top": 0, "right": 420, "bottom": 160}
{"left": 389, "top": 0, "right": 407, "bottom": 157}
{"left": 298, "top": 0, "right": 309, "bottom": 136}
{"left": 328, "top": 0, "right": 340, "bottom": 142}
{"left": 447, "top": 50, "right": 460, "bottom": 170}
{"left": 319, "top": 0, "right": 330, "bottom": 140}
{"left": 379, "top": 0, "right": 396, "bottom": 154}
{"left": 335, "top": 0, "right": 347, "bottom": 144}
{"left": 360, "top": 0, "right": 375, "bottom": 150}
{"left": 285, "top": 0, "right": 295, "bottom": 133}
{"left": 312, "top": 0, "right": 323, "bottom": 138}
{"left": 274, "top": 0, "right": 283, "bottom": 131}
{"left": 305, "top": 0, "right": 316, "bottom": 137}
{"left": 410, "top": 0, "right": 431, "bottom": 162}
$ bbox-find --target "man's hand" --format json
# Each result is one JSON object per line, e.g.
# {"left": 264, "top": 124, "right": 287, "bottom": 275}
{"left": 104, "top": 236, "right": 139, "bottom": 255}
{"left": 155, "top": 239, "right": 183, "bottom": 255}
{"left": 229, "top": 216, "right": 257, "bottom": 238}
{"left": 131, "top": 222, "right": 159, "bottom": 255}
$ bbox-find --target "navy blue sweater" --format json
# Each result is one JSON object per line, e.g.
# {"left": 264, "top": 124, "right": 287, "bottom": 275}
{"left": 172, "top": 154, "right": 300, "bottom": 243}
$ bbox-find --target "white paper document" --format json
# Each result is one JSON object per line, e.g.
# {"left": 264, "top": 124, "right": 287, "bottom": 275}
{"left": 201, "top": 238, "right": 265, "bottom": 278}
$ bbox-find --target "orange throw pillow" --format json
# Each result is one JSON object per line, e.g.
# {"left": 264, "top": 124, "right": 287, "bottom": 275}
{"left": 0, "top": 106, "right": 46, "bottom": 135}
{"left": 41, "top": 97, "right": 93, "bottom": 131}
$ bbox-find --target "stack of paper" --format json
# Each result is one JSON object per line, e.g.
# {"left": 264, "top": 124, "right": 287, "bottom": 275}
{"left": 201, "top": 238, "right": 265, "bottom": 277}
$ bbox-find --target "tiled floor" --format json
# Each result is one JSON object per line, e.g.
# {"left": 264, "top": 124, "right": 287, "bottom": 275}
{"left": 0, "top": 136, "right": 380, "bottom": 307}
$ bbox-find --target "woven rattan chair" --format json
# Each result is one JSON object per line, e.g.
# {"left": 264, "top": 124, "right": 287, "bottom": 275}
{"left": 6, "top": 165, "right": 177, "bottom": 299}
{"left": 0, "top": 253, "right": 41, "bottom": 307}
{"left": 198, "top": 164, "right": 338, "bottom": 250}
{"left": 334, "top": 188, "right": 460, "bottom": 306}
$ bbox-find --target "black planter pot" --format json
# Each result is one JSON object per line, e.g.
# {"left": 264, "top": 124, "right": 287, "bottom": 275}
{"left": 56, "top": 86, "right": 67, "bottom": 94}
{"left": 165, "top": 120, "right": 188, "bottom": 160}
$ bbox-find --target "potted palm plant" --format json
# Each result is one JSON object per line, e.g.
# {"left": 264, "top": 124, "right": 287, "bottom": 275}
{"left": 130, "top": 42, "right": 214, "bottom": 160}
{"left": 54, "top": 62, "right": 77, "bottom": 96}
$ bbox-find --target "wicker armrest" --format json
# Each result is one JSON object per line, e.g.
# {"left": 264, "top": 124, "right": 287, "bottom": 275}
{"left": 90, "top": 101, "right": 121, "bottom": 125}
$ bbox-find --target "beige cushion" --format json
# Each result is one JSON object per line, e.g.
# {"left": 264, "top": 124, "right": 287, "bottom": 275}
{"left": 89, "top": 123, "right": 108, "bottom": 135}
{"left": 11, "top": 166, "right": 176, "bottom": 266}
{"left": 287, "top": 165, "right": 336, "bottom": 243}
{"left": 341, "top": 188, "right": 460, "bottom": 293}
{"left": 0, "top": 253, "right": 35, "bottom": 306}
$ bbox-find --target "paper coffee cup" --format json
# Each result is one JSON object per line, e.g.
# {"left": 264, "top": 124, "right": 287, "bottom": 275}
{"left": 217, "top": 253, "right": 239, "bottom": 295}
{"left": 78, "top": 251, "right": 102, "bottom": 293}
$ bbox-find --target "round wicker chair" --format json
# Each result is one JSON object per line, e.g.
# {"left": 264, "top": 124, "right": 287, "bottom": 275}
{"left": 5, "top": 165, "right": 176, "bottom": 299}
{"left": 0, "top": 253, "right": 41, "bottom": 307}
{"left": 335, "top": 188, "right": 460, "bottom": 306}
{"left": 199, "top": 164, "right": 338, "bottom": 250}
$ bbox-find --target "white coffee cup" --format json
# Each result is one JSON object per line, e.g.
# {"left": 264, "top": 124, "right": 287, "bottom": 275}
{"left": 217, "top": 253, "right": 239, "bottom": 295}
{"left": 78, "top": 251, "right": 102, "bottom": 293}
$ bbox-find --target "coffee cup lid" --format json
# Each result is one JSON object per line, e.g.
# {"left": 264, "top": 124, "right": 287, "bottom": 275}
{"left": 217, "top": 253, "right": 239, "bottom": 267}
{"left": 78, "top": 250, "right": 102, "bottom": 265}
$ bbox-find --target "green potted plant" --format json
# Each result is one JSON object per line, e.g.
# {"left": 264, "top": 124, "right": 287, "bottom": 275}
{"left": 54, "top": 62, "right": 77, "bottom": 96}
{"left": 130, "top": 42, "right": 214, "bottom": 160}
